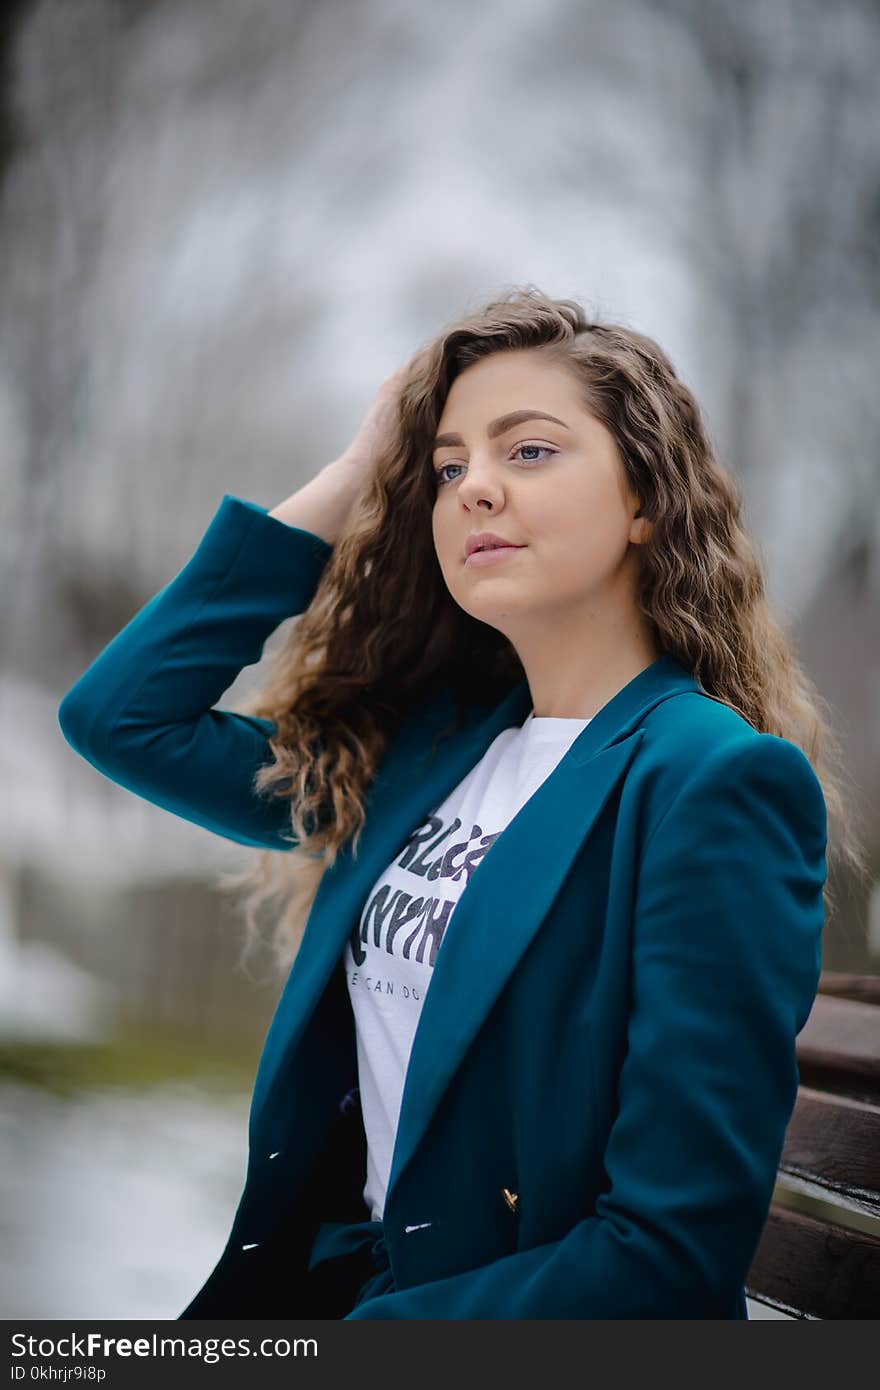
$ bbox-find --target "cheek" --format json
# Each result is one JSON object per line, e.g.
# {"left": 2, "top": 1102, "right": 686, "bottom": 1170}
{"left": 546, "top": 476, "right": 626, "bottom": 537}
{"left": 537, "top": 493, "right": 628, "bottom": 576}
{"left": 529, "top": 496, "right": 587, "bottom": 552}
{"left": 431, "top": 509, "right": 457, "bottom": 577}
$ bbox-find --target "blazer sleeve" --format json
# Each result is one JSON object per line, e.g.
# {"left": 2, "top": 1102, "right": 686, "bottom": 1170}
{"left": 344, "top": 732, "right": 829, "bottom": 1319}
{"left": 57, "top": 494, "right": 334, "bottom": 851}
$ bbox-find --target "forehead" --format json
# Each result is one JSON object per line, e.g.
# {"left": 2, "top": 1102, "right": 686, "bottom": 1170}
{"left": 437, "top": 350, "right": 582, "bottom": 425}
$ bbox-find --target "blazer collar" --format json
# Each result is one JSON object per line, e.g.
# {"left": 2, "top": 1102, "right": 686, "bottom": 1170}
{"left": 250, "top": 653, "right": 701, "bottom": 1211}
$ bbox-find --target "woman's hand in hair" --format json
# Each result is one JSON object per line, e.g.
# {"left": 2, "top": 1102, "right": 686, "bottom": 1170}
{"left": 272, "top": 350, "right": 431, "bottom": 545}
{"left": 270, "top": 351, "right": 430, "bottom": 545}
{"left": 335, "top": 348, "right": 431, "bottom": 481}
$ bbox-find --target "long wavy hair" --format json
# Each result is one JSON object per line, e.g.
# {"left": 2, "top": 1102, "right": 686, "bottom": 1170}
{"left": 222, "top": 285, "right": 868, "bottom": 981}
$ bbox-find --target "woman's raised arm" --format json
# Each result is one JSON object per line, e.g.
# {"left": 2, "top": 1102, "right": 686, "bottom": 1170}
{"left": 58, "top": 353, "right": 425, "bottom": 849}
{"left": 57, "top": 460, "right": 364, "bottom": 850}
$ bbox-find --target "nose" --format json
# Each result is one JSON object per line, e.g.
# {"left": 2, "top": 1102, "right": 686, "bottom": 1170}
{"left": 456, "top": 458, "right": 504, "bottom": 511}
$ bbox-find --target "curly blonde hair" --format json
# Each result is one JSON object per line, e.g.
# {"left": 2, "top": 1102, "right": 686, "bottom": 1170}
{"left": 221, "top": 286, "right": 868, "bottom": 981}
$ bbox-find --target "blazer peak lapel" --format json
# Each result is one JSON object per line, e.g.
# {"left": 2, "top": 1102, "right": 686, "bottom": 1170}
{"left": 382, "top": 724, "right": 646, "bottom": 1218}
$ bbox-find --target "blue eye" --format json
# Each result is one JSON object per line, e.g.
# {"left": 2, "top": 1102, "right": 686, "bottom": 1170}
{"left": 435, "top": 461, "right": 463, "bottom": 486}
{"left": 513, "top": 443, "right": 553, "bottom": 463}
{"left": 434, "top": 442, "right": 556, "bottom": 487}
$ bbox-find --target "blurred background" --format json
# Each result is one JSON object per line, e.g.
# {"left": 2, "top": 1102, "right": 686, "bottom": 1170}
{"left": 1, "top": 0, "right": 878, "bottom": 1321}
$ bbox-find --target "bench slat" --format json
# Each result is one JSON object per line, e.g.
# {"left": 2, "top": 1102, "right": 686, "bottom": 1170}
{"left": 780, "top": 1085, "right": 880, "bottom": 1215}
{"left": 796, "top": 993, "right": 880, "bottom": 1102}
{"left": 746, "top": 1206, "right": 880, "bottom": 1319}
{"left": 817, "top": 972, "right": 880, "bottom": 1007}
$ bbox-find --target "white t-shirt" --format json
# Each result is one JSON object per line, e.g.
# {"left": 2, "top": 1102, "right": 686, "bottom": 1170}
{"left": 343, "top": 707, "right": 593, "bottom": 1221}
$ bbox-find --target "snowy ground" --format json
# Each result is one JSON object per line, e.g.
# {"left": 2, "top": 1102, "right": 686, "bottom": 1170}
{"left": 0, "top": 1077, "right": 250, "bottom": 1320}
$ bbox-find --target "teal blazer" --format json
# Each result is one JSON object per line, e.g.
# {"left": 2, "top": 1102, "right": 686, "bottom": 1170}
{"left": 57, "top": 494, "right": 828, "bottom": 1320}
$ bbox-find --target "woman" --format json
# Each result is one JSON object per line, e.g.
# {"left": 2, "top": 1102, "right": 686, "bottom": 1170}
{"left": 57, "top": 288, "right": 863, "bottom": 1319}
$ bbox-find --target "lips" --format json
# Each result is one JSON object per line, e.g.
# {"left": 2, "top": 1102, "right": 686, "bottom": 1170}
{"left": 464, "top": 543, "right": 526, "bottom": 568}
{"left": 465, "top": 532, "right": 523, "bottom": 558}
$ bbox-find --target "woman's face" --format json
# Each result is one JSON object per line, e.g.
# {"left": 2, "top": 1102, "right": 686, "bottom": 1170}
{"left": 431, "top": 349, "right": 650, "bottom": 640}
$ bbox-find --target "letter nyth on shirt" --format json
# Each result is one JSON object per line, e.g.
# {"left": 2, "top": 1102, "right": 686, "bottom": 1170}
{"left": 345, "top": 709, "right": 592, "bottom": 1220}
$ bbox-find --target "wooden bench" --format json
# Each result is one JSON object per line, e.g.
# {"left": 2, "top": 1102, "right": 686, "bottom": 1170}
{"left": 745, "top": 970, "right": 880, "bottom": 1318}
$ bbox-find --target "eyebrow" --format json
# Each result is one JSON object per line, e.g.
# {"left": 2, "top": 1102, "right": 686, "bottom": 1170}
{"left": 433, "top": 409, "right": 571, "bottom": 452}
